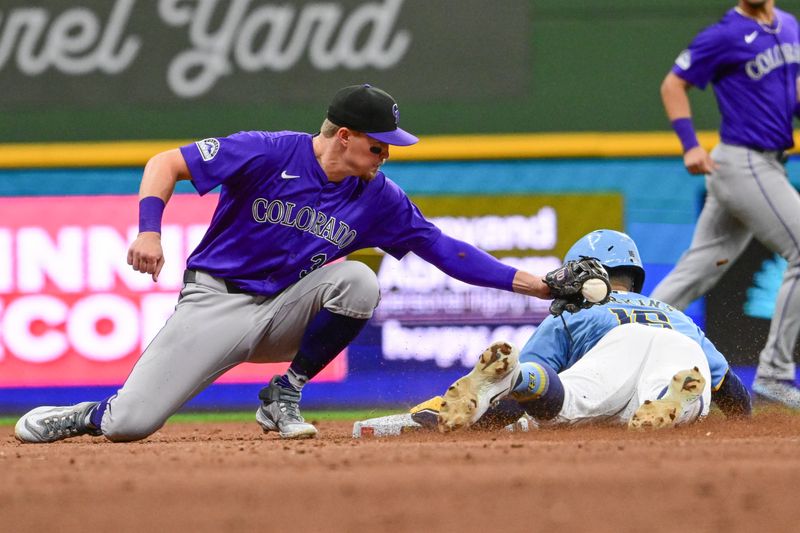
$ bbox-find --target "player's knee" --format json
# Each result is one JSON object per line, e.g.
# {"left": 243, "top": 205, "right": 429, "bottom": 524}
{"left": 327, "top": 261, "right": 380, "bottom": 316}
{"left": 101, "top": 395, "right": 168, "bottom": 442}
{"left": 103, "top": 415, "right": 166, "bottom": 442}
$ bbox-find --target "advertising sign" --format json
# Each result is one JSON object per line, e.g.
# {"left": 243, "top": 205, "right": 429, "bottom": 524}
{"left": 0, "top": 0, "right": 527, "bottom": 104}
{"left": 365, "top": 193, "right": 623, "bottom": 370}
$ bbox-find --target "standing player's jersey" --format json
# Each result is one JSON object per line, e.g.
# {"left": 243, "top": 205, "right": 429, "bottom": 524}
{"left": 519, "top": 291, "right": 730, "bottom": 390}
{"left": 672, "top": 7, "right": 800, "bottom": 150}
{"left": 179, "top": 131, "right": 441, "bottom": 295}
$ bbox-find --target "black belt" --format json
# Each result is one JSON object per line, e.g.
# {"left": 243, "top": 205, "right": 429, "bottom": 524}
{"left": 183, "top": 269, "right": 246, "bottom": 294}
{"left": 744, "top": 145, "right": 788, "bottom": 162}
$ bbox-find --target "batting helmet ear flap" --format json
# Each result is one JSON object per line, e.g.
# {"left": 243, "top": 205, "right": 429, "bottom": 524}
{"left": 564, "top": 229, "right": 646, "bottom": 293}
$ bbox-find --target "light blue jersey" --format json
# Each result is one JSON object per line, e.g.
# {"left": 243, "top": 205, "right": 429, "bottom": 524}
{"left": 520, "top": 291, "right": 730, "bottom": 390}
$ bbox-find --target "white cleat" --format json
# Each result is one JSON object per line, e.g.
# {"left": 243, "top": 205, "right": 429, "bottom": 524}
{"left": 256, "top": 404, "right": 318, "bottom": 439}
{"left": 15, "top": 402, "right": 101, "bottom": 443}
{"left": 256, "top": 376, "right": 318, "bottom": 439}
{"left": 437, "top": 341, "right": 520, "bottom": 432}
{"left": 752, "top": 378, "right": 800, "bottom": 409}
{"left": 628, "top": 367, "right": 706, "bottom": 431}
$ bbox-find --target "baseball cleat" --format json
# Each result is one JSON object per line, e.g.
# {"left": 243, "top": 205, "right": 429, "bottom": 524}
{"left": 437, "top": 341, "right": 520, "bottom": 433}
{"left": 15, "top": 402, "right": 102, "bottom": 443}
{"left": 256, "top": 376, "right": 318, "bottom": 439}
{"left": 751, "top": 377, "right": 800, "bottom": 409}
{"left": 628, "top": 367, "right": 706, "bottom": 431}
{"left": 408, "top": 395, "right": 444, "bottom": 429}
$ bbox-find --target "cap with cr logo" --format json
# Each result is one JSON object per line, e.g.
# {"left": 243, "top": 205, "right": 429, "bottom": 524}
{"left": 327, "top": 84, "right": 418, "bottom": 146}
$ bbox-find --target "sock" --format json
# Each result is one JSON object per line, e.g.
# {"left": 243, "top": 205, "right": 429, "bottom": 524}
{"left": 86, "top": 398, "right": 111, "bottom": 430}
{"left": 282, "top": 308, "right": 368, "bottom": 388}
{"left": 276, "top": 368, "right": 307, "bottom": 392}
{"left": 471, "top": 398, "right": 526, "bottom": 430}
{"left": 511, "top": 362, "right": 565, "bottom": 420}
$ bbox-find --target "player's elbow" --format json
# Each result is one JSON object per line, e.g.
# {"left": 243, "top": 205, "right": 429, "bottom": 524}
{"left": 661, "top": 72, "right": 689, "bottom": 99}
{"left": 144, "top": 149, "right": 191, "bottom": 183}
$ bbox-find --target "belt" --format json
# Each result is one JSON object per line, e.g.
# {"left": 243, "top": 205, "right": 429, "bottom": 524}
{"left": 742, "top": 145, "right": 788, "bottom": 161}
{"left": 183, "top": 269, "right": 246, "bottom": 294}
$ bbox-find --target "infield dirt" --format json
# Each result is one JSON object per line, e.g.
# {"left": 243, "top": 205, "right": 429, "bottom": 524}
{"left": 2, "top": 409, "right": 799, "bottom": 533}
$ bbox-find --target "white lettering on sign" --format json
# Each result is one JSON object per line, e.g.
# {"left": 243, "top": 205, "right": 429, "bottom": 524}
{"left": 378, "top": 253, "right": 561, "bottom": 292}
{"left": 381, "top": 321, "right": 536, "bottom": 368}
{"left": 0, "top": 293, "right": 178, "bottom": 364}
{"left": 18, "top": 226, "right": 84, "bottom": 293}
{"left": 0, "top": 219, "right": 209, "bottom": 365}
{"left": 0, "top": 0, "right": 411, "bottom": 98}
{"left": 0, "top": 0, "right": 140, "bottom": 76}
{"left": 0, "top": 229, "right": 10, "bottom": 293}
{"left": 4, "top": 224, "right": 206, "bottom": 294}
{"left": 160, "top": 0, "right": 411, "bottom": 98}
{"left": 2, "top": 295, "right": 69, "bottom": 363}
{"left": 67, "top": 294, "right": 139, "bottom": 361}
{"left": 67, "top": 294, "right": 140, "bottom": 361}
{"left": 431, "top": 208, "right": 557, "bottom": 251}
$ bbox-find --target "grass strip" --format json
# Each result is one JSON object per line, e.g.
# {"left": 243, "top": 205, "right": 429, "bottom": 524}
{"left": 0, "top": 409, "right": 402, "bottom": 427}
{"left": 3, "top": 404, "right": 795, "bottom": 428}
{"left": 169, "top": 409, "right": 401, "bottom": 423}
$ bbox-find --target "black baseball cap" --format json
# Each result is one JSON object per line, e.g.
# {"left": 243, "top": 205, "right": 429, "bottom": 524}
{"left": 327, "top": 84, "right": 418, "bottom": 146}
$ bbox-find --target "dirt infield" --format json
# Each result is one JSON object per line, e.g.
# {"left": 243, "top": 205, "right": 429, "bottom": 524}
{"left": 2, "top": 409, "right": 799, "bottom": 533}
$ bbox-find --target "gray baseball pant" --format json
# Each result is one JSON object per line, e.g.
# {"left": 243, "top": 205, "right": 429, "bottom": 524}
{"left": 99, "top": 260, "right": 380, "bottom": 442}
{"left": 651, "top": 143, "right": 800, "bottom": 381}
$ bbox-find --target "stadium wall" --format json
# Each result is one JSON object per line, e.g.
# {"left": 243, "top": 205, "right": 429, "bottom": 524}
{"left": 5, "top": 0, "right": 800, "bottom": 143}
{"left": 1, "top": 134, "right": 797, "bottom": 411}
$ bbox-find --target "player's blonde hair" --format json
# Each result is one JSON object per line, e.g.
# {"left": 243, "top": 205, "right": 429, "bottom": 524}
{"left": 320, "top": 118, "right": 340, "bottom": 138}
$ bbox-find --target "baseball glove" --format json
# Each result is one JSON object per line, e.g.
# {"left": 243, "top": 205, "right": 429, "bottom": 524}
{"left": 544, "top": 257, "right": 611, "bottom": 316}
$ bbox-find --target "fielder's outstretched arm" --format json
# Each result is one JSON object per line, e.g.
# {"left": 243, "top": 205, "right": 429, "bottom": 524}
{"left": 412, "top": 233, "right": 552, "bottom": 299}
{"left": 127, "top": 149, "right": 193, "bottom": 282}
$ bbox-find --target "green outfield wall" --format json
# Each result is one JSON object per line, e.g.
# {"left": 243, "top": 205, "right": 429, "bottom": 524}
{"left": 4, "top": 0, "right": 800, "bottom": 142}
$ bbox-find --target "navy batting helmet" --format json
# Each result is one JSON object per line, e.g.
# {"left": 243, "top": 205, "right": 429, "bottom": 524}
{"left": 564, "top": 229, "right": 645, "bottom": 293}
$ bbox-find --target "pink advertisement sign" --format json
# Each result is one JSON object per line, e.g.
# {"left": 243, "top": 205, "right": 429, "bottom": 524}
{"left": 0, "top": 195, "right": 347, "bottom": 387}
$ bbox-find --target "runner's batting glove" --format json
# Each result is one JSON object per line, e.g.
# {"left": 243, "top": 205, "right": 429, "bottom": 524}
{"left": 544, "top": 257, "right": 612, "bottom": 316}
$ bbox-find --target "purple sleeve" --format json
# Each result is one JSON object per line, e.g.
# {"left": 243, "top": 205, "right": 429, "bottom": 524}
{"left": 671, "top": 23, "right": 724, "bottom": 90}
{"left": 179, "top": 131, "right": 278, "bottom": 195}
{"left": 413, "top": 233, "right": 518, "bottom": 292}
{"left": 370, "top": 177, "right": 442, "bottom": 259}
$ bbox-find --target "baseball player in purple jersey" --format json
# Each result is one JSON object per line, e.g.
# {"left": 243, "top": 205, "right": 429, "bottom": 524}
{"left": 651, "top": 1, "right": 800, "bottom": 408}
{"left": 14, "top": 84, "right": 609, "bottom": 443}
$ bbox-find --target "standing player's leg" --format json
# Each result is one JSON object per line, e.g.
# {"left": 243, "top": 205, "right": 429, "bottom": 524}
{"left": 715, "top": 148, "right": 800, "bottom": 406}
{"left": 651, "top": 147, "right": 752, "bottom": 308}
{"left": 251, "top": 261, "right": 380, "bottom": 439}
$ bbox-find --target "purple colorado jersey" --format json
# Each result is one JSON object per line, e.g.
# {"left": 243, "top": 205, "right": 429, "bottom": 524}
{"left": 673, "top": 7, "right": 800, "bottom": 150}
{"left": 180, "top": 131, "right": 441, "bottom": 295}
